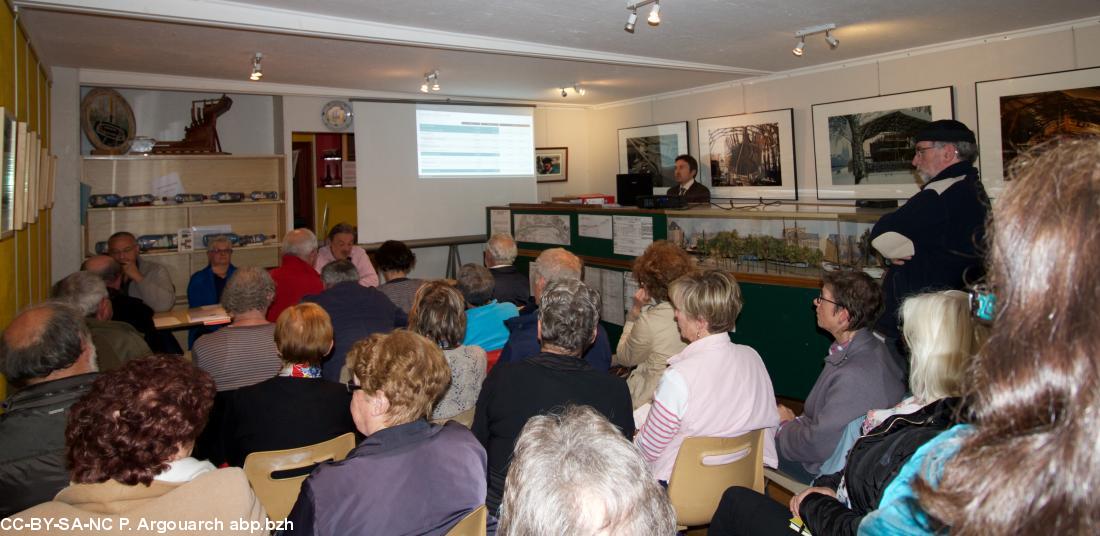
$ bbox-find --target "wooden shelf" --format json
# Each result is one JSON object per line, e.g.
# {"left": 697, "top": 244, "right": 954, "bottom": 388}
{"left": 88, "top": 200, "right": 285, "bottom": 212}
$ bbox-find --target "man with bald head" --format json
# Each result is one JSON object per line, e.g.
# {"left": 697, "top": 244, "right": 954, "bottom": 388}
{"left": 0, "top": 302, "right": 99, "bottom": 517}
{"left": 267, "top": 228, "right": 324, "bottom": 322}
{"left": 106, "top": 231, "right": 177, "bottom": 312}
{"left": 497, "top": 248, "right": 612, "bottom": 371}
{"left": 82, "top": 254, "right": 166, "bottom": 353}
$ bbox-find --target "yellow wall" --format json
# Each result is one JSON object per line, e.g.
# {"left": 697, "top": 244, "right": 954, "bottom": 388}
{"left": 315, "top": 187, "right": 357, "bottom": 238}
{"left": 1, "top": 5, "right": 53, "bottom": 401}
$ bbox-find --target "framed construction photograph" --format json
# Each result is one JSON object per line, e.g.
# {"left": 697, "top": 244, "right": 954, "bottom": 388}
{"left": 617, "top": 121, "right": 689, "bottom": 191}
{"left": 697, "top": 108, "right": 797, "bottom": 200}
{"left": 812, "top": 86, "right": 955, "bottom": 200}
{"left": 1, "top": 110, "right": 14, "bottom": 238}
{"left": 13, "top": 121, "right": 27, "bottom": 231}
{"left": 976, "top": 66, "right": 1100, "bottom": 197}
{"left": 26, "top": 132, "right": 39, "bottom": 224}
{"left": 535, "top": 147, "right": 568, "bottom": 183}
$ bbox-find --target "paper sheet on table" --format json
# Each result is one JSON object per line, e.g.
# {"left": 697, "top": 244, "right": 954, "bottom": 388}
{"left": 153, "top": 314, "right": 183, "bottom": 329}
{"left": 578, "top": 214, "right": 613, "bottom": 239}
{"left": 600, "top": 269, "right": 625, "bottom": 325}
{"left": 490, "top": 209, "right": 512, "bottom": 237}
{"left": 613, "top": 215, "right": 653, "bottom": 257}
{"left": 188, "top": 305, "right": 231, "bottom": 325}
{"left": 152, "top": 172, "right": 184, "bottom": 199}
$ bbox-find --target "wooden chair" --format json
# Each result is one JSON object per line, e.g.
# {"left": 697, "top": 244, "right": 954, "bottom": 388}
{"left": 431, "top": 406, "right": 476, "bottom": 428}
{"left": 666, "top": 429, "right": 766, "bottom": 530}
{"left": 242, "top": 432, "right": 357, "bottom": 521}
{"left": 446, "top": 505, "right": 487, "bottom": 536}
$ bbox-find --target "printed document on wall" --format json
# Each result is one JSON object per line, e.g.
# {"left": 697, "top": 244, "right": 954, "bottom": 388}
{"left": 601, "top": 270, "right": 625, "bottom": 325}
{"left": 578, "top": 214, "right": 613, "bottom": 239}
{"left": 490, "top": 209, "right": 512, "bottom": 237}
{"left": 613, "top": 215, "right": 653, "bottom": 257}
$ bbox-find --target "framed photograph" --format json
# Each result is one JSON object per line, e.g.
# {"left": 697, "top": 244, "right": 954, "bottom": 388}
{"left": 618, "top": 121, "right": 689, "bottom": 191}
{"left": 46, "top": 155, "right": 56, "bottom": 209}
{"left": 13, "top": 122, "right": 27, "bottom": 231}
{"left": 38, "top": 146, "right": 50, "bottom": 211}
{"left": 26, "top": 132, "right": 39, "bottom": 224}
{"left": 1, "top": 110, "right": 14, "bottom": 238}
{"left": 535, "top": 147, "right": 568, "bottom": 183}
{"left": 697, "top": 108, "right": 797, "bottom": 200}
{"left": 812, "top": 87, "right": 955, "bottom": 200}
{"left": 976, "top": 66, "right": 1100, "bottom": 197}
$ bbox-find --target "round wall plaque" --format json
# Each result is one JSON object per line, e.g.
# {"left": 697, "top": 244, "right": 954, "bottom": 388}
{"left": 321, "top": 100, "right": 353, "bottom": 131}
{"left": 80, "top": 88, "right": 136, "bottom": 155}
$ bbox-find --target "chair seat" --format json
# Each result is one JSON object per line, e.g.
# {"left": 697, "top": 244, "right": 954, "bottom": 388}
{"left": 446, "top": 504, "right": 487, "bottom": 536}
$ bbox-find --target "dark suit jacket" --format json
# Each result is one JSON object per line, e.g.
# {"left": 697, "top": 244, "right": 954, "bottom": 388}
{"left": 303, "top": 281, "right": 407, "bottom": 382}
{"left": 666, "top": 181, "right": 712, "bottom": 203}
{"left": 472, "top": 352, "right": 634, "bottom": 514}
{"left": 223, "top": 376, "right": 356, "bottom": 467}
{"left": 489, "top": 265, "right": 530, "bottom": 307}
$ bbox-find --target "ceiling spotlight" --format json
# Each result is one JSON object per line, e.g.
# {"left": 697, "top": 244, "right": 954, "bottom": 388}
{"left": 420, "top": 83, "right": 429, "bottom": 93}
{"left": 625, "top": 9, "right": 637, "bottom": 33}
{"left": 249, "top": 52, "right": 263, "bottom": 81}
{"left": 422, "top": 70, "right": 440, "bottom": 93}
{"left": 792, "top": 23, "right": 838, "bottom": 57}
{"left": 573, "top": 84, "right": 586, "bottom": 96}
{"left": 647, "top": 2, "right": 660, "bottom": 26}
{"left": 561, "top": 88, "right": 568, "bottom": 98}
{"left": 792, "top": 39, "right": 805, "bottom": 56}
{"left": 825, "top": 30, "right": 840, "bottom": 49}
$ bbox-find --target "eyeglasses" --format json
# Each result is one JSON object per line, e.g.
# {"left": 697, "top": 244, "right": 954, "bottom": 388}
{"left": 813, "top": 294, "right": 839, "bottom": 307}
{"left": 913, "top": 145, "right": 938, "bottom": 156}
{"left": 345, "top": 380, "right": 361, "bottom": 394}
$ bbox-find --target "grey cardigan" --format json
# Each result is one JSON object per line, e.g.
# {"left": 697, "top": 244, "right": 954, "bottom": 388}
{"left": 776, "top": 328, "right": 906, "bottom": 475}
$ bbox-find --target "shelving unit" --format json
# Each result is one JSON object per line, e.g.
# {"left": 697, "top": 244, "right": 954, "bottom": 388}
{"left": 82, "top": 154, "right": 287, "bottom": 304}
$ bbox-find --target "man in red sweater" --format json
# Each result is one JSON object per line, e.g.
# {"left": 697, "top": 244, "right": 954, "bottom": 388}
{"left": 267, "top": 228, "right": 323, "bottom": 322}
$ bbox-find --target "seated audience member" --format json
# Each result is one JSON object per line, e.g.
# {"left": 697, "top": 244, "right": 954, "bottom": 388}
{"left": 224, "top": 303, "right": 356, "bottom": 467}
{"left": 408, "top": 280, "right": 487, "bottom": 421}
{"left": 473, "top": 279, "right": 634, "bottom": 514}
{"left": 498, "top": 248, "right": 613, "bottom": 371}
{"left": 106, "top": 231, "right": 176, "bottom": 312}
{"left": 375, "top": 239, "right": 424, "bottom": 313}
{"left": 7, "top": 356, "right": 266, "bottom": 532}
{"left": 52, "top": 271, "right": 152, "bottom": 371}
{"left": 192, "top": 267, "right": 282, "bottom": 392}
{"left": 314, "top": 222, "right": 379, "bottom": 287}
{"left": 614, "top": 240, "right": 696, "bottom": 409}
{"left": 82, "top": 254, "right": 164, "bottom": 353}
{"left": 776, "top": 270, "right": 906, "bottom": 484}
{"left": 708, "top": 290, "right": 979, "bottom": 536}
{"left": 459, "top": 263, "right": 519, "bottom": 352}
{"left": 285, "top": 331, "right": 488, "bottom": 535}
{"left": 267, "top": 228, "right": 324, "bottom": 322}
{"left": 187, "top": 234, "right": 237, "bottom": 347}
{"left": 498, "top": 405, "right": 676, "bottom": 536}
{"left": 0, "top": 303, "right": 98, "bottom": 518}
{"left": 862, "top": 139, "right": 1100, "bottom": 534}
{"left": 484, "top": 233, "right": 529, "bottom": 306}
{"left": 635, "top": 269, "right": 779, "bottom": 482}
{"left": 303, "top": 260, "right": 405, "bottom": 382}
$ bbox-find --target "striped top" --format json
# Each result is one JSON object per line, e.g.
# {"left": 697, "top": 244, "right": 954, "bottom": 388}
{"left": 192, "top": 323, "right": 282, "bottom": 392}
{"left": 379, "top": 278, "right": 425, "bottom": 314}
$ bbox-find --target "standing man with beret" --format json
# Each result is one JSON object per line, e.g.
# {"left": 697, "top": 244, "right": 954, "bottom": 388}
{"left": 869, "top": 119, "right": 989, "bottom": 373}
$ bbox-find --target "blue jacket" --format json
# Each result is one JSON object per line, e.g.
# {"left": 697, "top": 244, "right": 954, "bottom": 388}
{"left": 497, "top": 305, "right": 612, "bottom": 372}
{"left": 303, "top": 281, "right": 407, "bottom": 382}
{"left": 186, "top": 263, "right": 236, "bottom": 347}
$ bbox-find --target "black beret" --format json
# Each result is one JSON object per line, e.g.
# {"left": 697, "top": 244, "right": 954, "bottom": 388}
{"left": 914, "top": 119, "right": 976, "bottom": 144}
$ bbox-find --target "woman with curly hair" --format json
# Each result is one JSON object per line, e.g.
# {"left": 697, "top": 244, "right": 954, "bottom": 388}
{"left": 862, "top": 138, "right": 1100, "bottom": 534}
{"left": 7, "top": 355, "right": 266, "bottom": 533}
{"left": 613, "top": 240, "right": 697, "bottom": 409}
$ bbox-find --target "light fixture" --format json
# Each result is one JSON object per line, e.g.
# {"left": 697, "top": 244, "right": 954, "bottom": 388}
{"left": 625, "top": 0, "right": 662, "bottom": 33}
{"left": 647, "top": 1, "right": 660, "bottom": 26}
{"left": 422, "top": 70, "right": 440, "bottom": 93}
{"left": 573, "top": 84, "right": 586, "bottom": 96}
{"left": 792, "top": 23, "right": 839, "bottom": 57}
{"left": 561, "top": 88, "right": 569, "bottom": 97}
{"left": 249, "top": 52, "right": 263, "bottom": 81}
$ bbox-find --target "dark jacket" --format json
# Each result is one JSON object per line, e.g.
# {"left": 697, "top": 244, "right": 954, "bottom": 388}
{"left": 223, "top": 376, "right": 357, "bottom": 467}
{"left": 186, "top": 263, "right": 237, "bottom": 348}
{"left": 799, "top": 397, "right": 963, "bottom": 536}
{"left": 666, "top": 181, "right": 711, "bottom": 203}
{"left": 285, "top": 420, "right": 491, "bottom": 536}
{"left": 0, "top": 373, "right": 99, "bottom": 518}
{"left": 303, "top": 281, "right": 407, "bottom": 382}
{"left": 871, "top": 161, "right": 989, "bottom": 338}
{"left": 497, "top": 305, "right": 612, "bottom": 372}
{"left": 489, "top": 265, "right": 530, "bottom": 307}
{"left": 472, "top": 352, "right": 634, "bottom": 514}
{"left": 108, "top": 288, "right": 171, "bottom": 353}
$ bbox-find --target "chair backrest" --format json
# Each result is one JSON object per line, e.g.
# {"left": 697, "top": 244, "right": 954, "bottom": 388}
{"left": 242, "top": 432, "right": 357, "bottom": 521}
{"left": 446, "top": 505, "right": 487, "bottom": 536}
{"left": 665, "top": 430, "right": 765, "bottom": 528}
{"left": 431, "top": 406, "right": 476, "bottom": 428}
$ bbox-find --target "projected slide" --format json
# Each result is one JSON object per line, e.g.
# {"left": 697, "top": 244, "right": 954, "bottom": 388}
{"left": 416, "top": 108, "right": 534, "bottom": 178}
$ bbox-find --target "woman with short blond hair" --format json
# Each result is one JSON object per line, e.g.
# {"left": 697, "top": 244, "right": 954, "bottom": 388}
{"left": 223, "top": 302, "right": 355, "bottom": 467}
{"left": 286, "top": 330, "right": 488, "bottom": 535}
{"left": 635, "top": 269, "right": 780, "bottom": 483}
{"left": 408, "top": 280, "right": 487, "bottom": 421}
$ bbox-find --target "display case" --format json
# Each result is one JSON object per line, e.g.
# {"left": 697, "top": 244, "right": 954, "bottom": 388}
{"left": 83, "top": 154, "right": 287, "bottom": 305}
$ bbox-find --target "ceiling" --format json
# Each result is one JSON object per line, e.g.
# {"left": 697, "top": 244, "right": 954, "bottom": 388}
{"left": 15, "top": 0, "right": 1100, "bottom": 105}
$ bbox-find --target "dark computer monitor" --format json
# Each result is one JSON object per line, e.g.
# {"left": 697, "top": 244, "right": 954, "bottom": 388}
{"left": 617, "top": 173, "right": 654, "bottom": 207}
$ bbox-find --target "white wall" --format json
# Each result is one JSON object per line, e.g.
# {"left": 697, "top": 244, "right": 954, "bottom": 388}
{"left": 50, "top": 67, "right": 82, "bottom": 282}
{"left": 588, "top": 24, "right": 1100, "bottom": 200}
